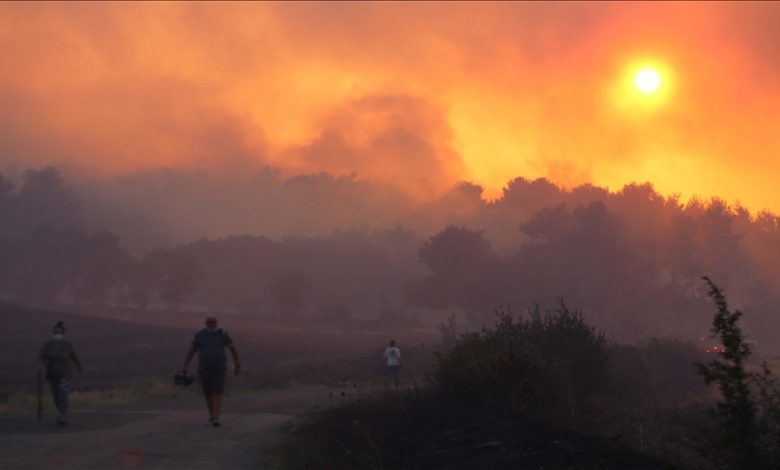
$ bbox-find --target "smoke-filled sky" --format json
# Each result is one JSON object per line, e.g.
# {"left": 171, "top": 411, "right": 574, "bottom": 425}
{"left": 2, "top": 2, "right": 779, "bottom": 210}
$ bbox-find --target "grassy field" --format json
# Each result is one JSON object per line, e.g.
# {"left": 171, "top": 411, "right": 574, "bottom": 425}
{"left": 0, "top": 302, "right": 437, "bottom": 403}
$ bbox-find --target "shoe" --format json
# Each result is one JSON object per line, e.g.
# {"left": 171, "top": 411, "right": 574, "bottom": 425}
{"left": 207, "top": 417, "right": 214, "bottom": 426}
{"left": 212, "top": 420, "right": 221, "bottom": 428}
{"left": 57, "top": 416, "right": 67, "bottom": 426}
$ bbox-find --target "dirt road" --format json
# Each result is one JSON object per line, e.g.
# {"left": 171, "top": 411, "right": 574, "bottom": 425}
{"left": 0, "top": 388, "right": 332, "bottom": 469}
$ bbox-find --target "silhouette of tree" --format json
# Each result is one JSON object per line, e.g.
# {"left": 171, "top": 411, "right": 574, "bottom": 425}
{"left": 566, "top": 183, "right": 609, "bottom": 208}
{"left": 3, "top": 227, "right": 82, "bottom": 305}
{"left": 143, "top": 249, "right": 202, "bottom": 311}
{"left": 497, "top": 177, "right": 564, "bottom": 215}
{"left": 13, "top": 167, "right": 84, "bottom": 234}
{"left": 269, "top": 269, "right": 312, "bottom": 316}
{"left": 696, "top": 277, "right": 761, "bottom": 468}
{"left": 70, "top": 231, "right": 132, "bottom": 305}
{"left": 419, "top": 225, "right": 494, "bottom": 277}
{"left": 408, "top": 226, "right": 499, "bottom": 323}
{"left": 0, "top": 174, "right": 13, "bottom": 216}
{"left": 1, "top": 166, "right": 779, "bottom": 347}
{"left": 125, "top": 258, "right": 154, "bottom": 310}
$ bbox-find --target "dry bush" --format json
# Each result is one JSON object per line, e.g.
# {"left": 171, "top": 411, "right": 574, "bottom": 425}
{"left": 434, "top": 302, "right": 609, "bottom": 423}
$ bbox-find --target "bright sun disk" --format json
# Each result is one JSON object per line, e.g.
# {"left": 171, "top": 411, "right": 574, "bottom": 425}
{"left": 635, "top": 68, "right": 661, "bottom": 93}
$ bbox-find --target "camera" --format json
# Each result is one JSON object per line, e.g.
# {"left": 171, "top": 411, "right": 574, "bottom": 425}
{"left": 173, "top": 372, "right": 194, "bottom": 387}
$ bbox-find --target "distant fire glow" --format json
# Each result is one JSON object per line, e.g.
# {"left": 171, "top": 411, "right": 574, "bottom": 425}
{"left": 1, "top": 3, "right": 780, "bottom": 213}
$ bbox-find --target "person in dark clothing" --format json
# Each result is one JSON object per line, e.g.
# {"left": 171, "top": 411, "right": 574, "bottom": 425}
{"left": 181, "top": 316, "right": 241, "bottom": 427}
{"left": 38, "top": 321, "right": 83, "bottom": 425}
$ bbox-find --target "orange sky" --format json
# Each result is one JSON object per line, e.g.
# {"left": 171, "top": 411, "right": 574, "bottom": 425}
{"left": 1, "top": 2, "right": 779, "bottom": 210}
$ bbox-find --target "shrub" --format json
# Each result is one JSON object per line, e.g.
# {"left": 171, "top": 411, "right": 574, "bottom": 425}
{"left": 609, "top": 337, "right": 708, "bottom": 405}
{"left": 437, "top": 313, "right": 459, "bottom": 352}
{"left": 435, "top": 301, "right": 608, "bottom": 422}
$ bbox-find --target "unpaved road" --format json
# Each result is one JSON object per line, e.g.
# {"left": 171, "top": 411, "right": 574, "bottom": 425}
{"left": 0, "top": 388, "right": 332, "bottom": 469}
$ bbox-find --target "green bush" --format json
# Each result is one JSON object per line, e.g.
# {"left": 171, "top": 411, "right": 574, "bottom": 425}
{"left": 435, "top": 302, "right": 609, "bottom": 422}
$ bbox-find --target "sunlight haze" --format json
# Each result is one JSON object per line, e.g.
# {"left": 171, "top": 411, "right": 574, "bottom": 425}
{"left": 0, "top": 2, "right": 778, "bottom": 210}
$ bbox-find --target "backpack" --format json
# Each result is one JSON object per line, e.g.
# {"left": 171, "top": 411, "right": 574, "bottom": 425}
{"left": 217, "top": 328, "right": 228, "bottom": 345}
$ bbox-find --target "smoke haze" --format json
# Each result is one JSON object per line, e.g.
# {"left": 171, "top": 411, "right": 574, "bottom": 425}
{"left": 2, "top": 2, "right": 780, "bottom": 211}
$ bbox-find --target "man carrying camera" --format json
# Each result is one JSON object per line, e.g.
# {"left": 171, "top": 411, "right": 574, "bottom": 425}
{"left": 181, "top": 316, "right": 241, "bottom": 427}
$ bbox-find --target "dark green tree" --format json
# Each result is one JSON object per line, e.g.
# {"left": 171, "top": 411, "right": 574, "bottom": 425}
{"left": 695, "top": 276, "right": 759, "bottom": 468}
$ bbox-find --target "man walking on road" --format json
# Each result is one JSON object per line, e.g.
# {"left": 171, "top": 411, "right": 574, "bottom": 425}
{"left": 181, "top": 316, "right": 241, "bottom": 427}
{"left": 38, "top": 321, "right": 83, "bottom": 425}
{"left": 383, "top": 339, "right": 401, "bottom": 389}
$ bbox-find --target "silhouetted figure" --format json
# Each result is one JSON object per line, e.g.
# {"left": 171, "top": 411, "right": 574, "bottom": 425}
{"left": 384, "top": 339, "right": 401, "bottom": 389}
{"left": 181, "top": 316, "right": 241, "bottom": 427}
{"left": 38, "top": 321, "right": 83, "bottom": 425}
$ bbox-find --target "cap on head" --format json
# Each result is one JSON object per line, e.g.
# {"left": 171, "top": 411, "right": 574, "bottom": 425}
{"left": 52, "top": 321, "right": 65, "bottom": 334}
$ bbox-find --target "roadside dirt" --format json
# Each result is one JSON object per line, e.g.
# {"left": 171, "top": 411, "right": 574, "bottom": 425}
{"left": 0, "top": 388, "right": 332, "bottom": 469}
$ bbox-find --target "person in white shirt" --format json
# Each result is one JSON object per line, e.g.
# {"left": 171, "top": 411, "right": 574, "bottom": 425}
{"left": 383, "top": 339, "right": 401, "bottom": 389}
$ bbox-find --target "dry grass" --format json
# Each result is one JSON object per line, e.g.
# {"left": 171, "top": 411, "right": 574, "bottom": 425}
{"left": 0, "top": 376, "right": 192, "bottom": 416}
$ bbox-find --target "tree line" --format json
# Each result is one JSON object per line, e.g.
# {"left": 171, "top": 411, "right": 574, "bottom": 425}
{"left": 2, "top": 167, "right": 779, "bottom": 344}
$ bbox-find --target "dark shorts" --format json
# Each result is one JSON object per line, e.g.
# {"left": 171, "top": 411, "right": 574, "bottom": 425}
{"left": 199, "top": 367, "right": 226, "bottom": 396}
{"left": 387, "top": 365, "right": 400, "bottom": 379}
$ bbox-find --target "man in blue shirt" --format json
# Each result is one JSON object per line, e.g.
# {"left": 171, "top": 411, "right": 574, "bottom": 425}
{"left": 181, "top": 316, "right": 241, "bottom": 427}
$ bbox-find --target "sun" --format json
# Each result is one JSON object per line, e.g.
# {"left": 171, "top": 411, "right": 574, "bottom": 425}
{"left": 611, "top": 60, "right": 673, "bottom": 112}
{"left": 634, "top": 68, "right": 661, "bottom": 93}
